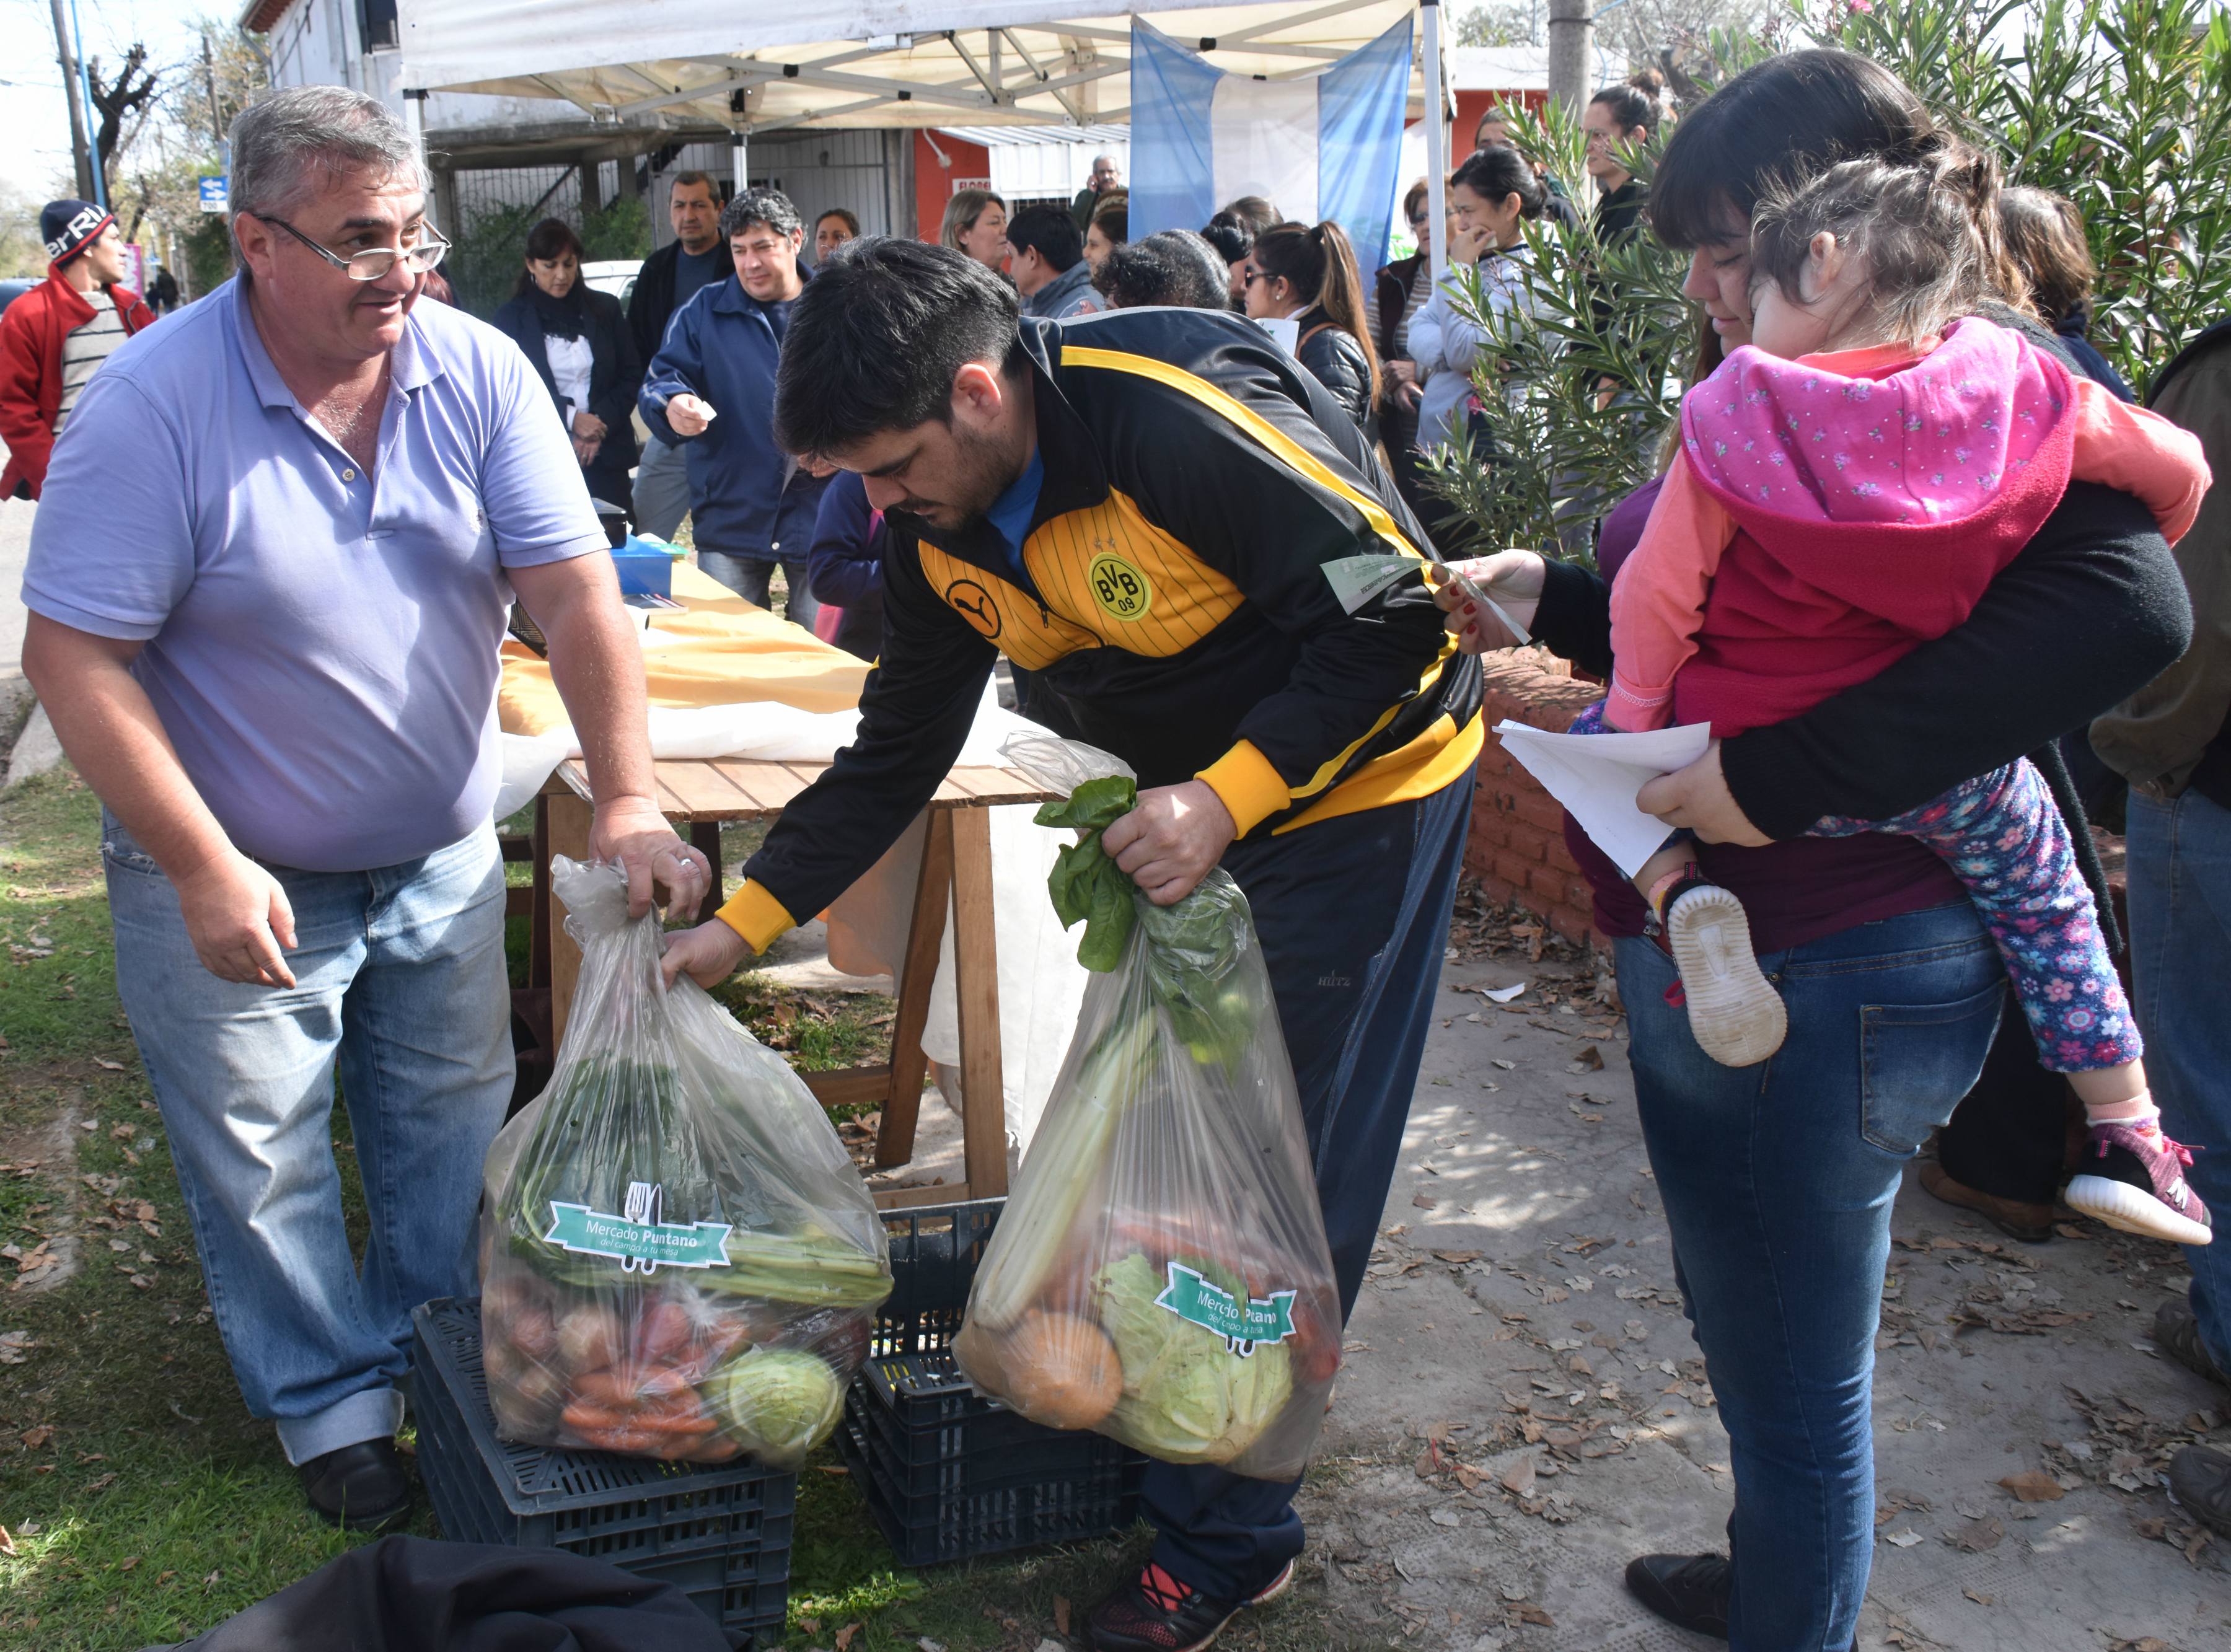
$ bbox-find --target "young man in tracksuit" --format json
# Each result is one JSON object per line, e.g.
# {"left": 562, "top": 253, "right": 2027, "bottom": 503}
{"left": 0, "top": 199, "right": 152, "bottom": 500}
{"left": 662, "top": 239, "right": 1481, "bottom": 1651}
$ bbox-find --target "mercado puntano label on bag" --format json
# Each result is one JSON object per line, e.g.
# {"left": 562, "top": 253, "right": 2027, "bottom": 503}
{"left": 543, "top": 1181, "right": 733, "bottom": 1275}
{"left": 1155, "top": 1260, "right": 1296, "bottom": 1355}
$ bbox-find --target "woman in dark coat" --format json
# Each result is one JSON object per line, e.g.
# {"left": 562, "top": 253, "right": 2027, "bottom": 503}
{"left": 1242, "top": 219, "right": 1383, "bottom": 444}
{"left": 491, "top": 217, "right": 643, "bottom": 517}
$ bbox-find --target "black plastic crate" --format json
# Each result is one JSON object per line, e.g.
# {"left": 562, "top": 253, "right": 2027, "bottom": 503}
{"left": 871, "top": 1198, "right": 1003, "bottom": 1356}
{"left": 856, "top": 1349, "right": 1096, "bottom": 1467}
{"left": 411, "top": 1298, "right": 794, "bottom": 1649}
{"left": 837, "top": 1407, "right": 1144, "bottom": 1567}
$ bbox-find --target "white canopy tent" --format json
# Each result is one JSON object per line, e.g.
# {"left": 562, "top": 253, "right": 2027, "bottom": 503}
{"left": 396, "top": 0, "right": 1454, "bottom": 273}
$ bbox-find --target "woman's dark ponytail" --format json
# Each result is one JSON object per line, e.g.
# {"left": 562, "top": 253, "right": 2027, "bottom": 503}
{"left": 1251, "top": 220, "right": 1384, "bottom": 403}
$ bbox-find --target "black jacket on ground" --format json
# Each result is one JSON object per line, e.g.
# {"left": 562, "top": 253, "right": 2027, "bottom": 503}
{"left": 491, "top": 284, "right": 643, "bottom": 494}
{"left": 1295, "top": 305, "right": 1378, "bottom": 445}
{"left": 147, "top": 1534, "right": 729, "bottom": 1652}
{"left": 625, "top": 236, "right": 735, "bottom": 366}
{"left": 734, "top": 305, "right": 1481, "bottom": 936}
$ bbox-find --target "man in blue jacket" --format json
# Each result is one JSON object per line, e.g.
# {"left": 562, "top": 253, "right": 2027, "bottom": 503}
{"left": 638, "top": 187, "right": 828, "bottom": 623}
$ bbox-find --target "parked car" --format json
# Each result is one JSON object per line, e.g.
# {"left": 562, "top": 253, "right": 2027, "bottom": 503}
{"left": 580, "top": 259, "right": 641, "bottom": 305}
{"left": 0, "top": 278, "right": 38, "bottom": 316}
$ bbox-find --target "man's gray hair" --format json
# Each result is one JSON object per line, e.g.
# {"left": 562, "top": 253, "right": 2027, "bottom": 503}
{"left": 720, "top": 187, "right": 802, "bottom": 242}
{"left": 230, "top": 86, "right": 428, "bottom": 253}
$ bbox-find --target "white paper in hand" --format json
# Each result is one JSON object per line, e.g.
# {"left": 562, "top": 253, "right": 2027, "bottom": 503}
{"left": 1493, "top": 719, "right": 1714, "bottom": 877}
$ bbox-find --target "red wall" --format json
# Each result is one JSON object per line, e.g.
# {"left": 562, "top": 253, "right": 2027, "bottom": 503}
{"left": 913, "top": 131, "right": 993, "bottom": 240}
{"left": 1452, "top": 87, "right": 1552, "bottom": 158}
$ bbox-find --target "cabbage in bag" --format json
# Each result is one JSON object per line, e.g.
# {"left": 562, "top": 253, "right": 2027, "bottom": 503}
{"left": 477, "top": 857, "right": 890, "bottom": 1467}
{"left": 952, "top": 738, "right": 1341, "bottom": 1480}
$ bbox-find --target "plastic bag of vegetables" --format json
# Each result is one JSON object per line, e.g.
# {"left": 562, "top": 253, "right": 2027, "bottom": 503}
{"left": 951, "top": 737, "right": 1340, "bottom": 1481}
{"left": 477, "top": 856, "right": 890, "bottom": 1469}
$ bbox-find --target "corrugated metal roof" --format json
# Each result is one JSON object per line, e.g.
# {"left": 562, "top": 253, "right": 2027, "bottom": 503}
{"left": 935, "top": 122, "right": 1130, "bottom": 147}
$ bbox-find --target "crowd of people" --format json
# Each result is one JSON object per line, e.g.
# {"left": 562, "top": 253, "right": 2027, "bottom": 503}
{"left": 3, "top": 45, "right": 2229, "bottom": 1652}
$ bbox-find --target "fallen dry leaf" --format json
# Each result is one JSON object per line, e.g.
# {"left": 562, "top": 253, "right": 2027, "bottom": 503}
{"left": 0, "top": 1524, "right": 14, "bottom": 1557}
{"left": 92, "top": 1058, "right": 124, "bottom": 1072}
{"left": 1963, "top": 1587, "right": 1993, "bottom": 1606}
{"left": 834, "top": 1623, "right": 861, "bottom": 1651}
{"left": 119, "top": 1555, "right": 139, "bottom": 1571}
{"left": 1411, "top": 1193, "right": 1437, "bottom": 1210}
{"left": 20, "top": 1426, "right": 53, "bottom": 1451}
{"left": 1501, "top": 1456, "right": 1538, "bottom": 1496}
{"left": 1054, "top": 1596, "right": 1071, "bottom": 1637}
{"left": 1947, "top": 1516, "right": 2004, "bottom": 1552}
{"left": 1999, "top": 1470, "right": 2066, "bottom": 1503}
{"left": 1514, "top": 1604, "right": 1555, "bottom": 1627}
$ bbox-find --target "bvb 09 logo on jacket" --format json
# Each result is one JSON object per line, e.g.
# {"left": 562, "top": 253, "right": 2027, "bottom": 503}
{"left": 1087, "top": 551, "right": 1153, "bottom": 621}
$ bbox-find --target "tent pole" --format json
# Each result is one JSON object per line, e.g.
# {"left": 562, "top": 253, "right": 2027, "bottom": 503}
{"left": 730, "top": 89, "right": 749, "bottom": 196}
{"left": 1422, "top": 0, "right": 1447, "bottom": 281}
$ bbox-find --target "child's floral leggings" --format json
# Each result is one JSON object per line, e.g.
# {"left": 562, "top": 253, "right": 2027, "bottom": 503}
{"left": 1573, "top": 702, "right": 2140, "bottom": 1073}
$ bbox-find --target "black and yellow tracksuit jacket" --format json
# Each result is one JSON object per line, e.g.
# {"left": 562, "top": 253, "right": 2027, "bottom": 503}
{"left": 715, "top": 305, "right": 1484, "bottom": 952}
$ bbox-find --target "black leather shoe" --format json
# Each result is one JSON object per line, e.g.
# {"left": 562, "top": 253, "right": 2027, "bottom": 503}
{"left": 2170, "top": 1444, "right": 2231, "bottom": 1537}
{"left": 2155, "top": 1298, "right": 2231, "bottom": 1391}
{"left": 1624, "top": 1552, "right": 1731, "bottom": 1640}
{"left": 297, "top": 1438, "right": 411, "bottom": 1532}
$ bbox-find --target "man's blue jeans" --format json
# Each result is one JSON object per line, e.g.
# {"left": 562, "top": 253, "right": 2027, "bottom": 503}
{"left": 1617, "top": 902, "right": 2005, "bottom": 1652}
{"left": 103, "top": 816, "right": 513, "bottom": 1465}
{"left": 2126, "top": 788, "right": 2231, "bottom": 1374}
{"left": 698, "top": 549, "right": 819, "bottom": 630}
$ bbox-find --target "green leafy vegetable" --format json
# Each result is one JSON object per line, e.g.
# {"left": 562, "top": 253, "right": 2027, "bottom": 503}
{"left": 1091, "top": 1252, "right": 1293, "bottom": 1464}
{"left": 702, "top": 1347, "right": 845, "bottom": 1467}
{"left": 1037, "top": 774, "right": 1143, "bottom": 970}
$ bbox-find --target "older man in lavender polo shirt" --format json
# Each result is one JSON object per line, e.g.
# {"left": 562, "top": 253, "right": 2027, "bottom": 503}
{"left": 20, "top": 86, "right": 710, "bottom": 1531}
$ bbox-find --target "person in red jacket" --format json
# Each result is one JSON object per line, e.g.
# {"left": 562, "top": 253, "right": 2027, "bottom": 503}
{"left": 0, "top": 199, "right": 154, "bottom": 499}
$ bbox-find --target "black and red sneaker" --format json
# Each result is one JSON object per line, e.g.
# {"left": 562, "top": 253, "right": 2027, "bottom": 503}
{"left": 1085, "top": 1559, "right": 1293, "bottom": 1652}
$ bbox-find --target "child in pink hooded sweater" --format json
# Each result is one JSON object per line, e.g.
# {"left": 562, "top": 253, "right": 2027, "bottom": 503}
{"left": 1580, "top": 155, "right": 2211, "bottom": 1245}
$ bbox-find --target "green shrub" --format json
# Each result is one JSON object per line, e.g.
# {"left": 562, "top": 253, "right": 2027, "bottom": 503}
{"left": 1425, "top": 0, "right": 2231, "bottom": 559}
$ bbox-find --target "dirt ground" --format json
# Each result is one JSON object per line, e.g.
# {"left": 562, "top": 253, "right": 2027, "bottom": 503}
{"left": 1296, "top": 939, "right": 2231, "bottom": 1652}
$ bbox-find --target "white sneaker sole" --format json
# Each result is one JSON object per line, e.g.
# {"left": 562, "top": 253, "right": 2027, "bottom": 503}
{"left": 2066, "top": 1173, "right": 2213, "bottom": 1246}
{"left": 1666, "top": 886, "right": 1787, "bottom": 1068}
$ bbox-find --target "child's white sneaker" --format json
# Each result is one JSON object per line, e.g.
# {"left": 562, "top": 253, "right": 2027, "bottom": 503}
{"left": 1664, "top": 883, "right": 1787, "bottom": 1067}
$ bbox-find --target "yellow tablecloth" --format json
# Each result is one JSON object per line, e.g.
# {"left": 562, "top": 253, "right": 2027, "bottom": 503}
{"left": 498, "top": 561, "right": 870, "bottom": 736}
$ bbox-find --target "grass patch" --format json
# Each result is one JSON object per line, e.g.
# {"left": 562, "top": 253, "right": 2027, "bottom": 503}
{"left": 0, "top": 770, "right": 1365, "bottom": 1651}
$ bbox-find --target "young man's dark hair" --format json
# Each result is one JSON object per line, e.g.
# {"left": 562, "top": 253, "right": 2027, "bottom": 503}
{"left": 1091, "top": 229, "right": 1229, "bottom": 310}
{"left": 721, "top": 187, "right": 803, "bottom": 242}
{"left": 1005, "top": 203, "right": 1083, "bottom": 273}
{"left": 773, "top": 237, "right": 1023, "bottom": 457}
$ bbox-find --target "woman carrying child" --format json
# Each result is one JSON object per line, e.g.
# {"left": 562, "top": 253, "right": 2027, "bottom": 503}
{"left": 1433, "top": 49, "right": 2198, "bottom": 1650}
{"left": 1585, "top": 149, "right": 2208, "bottom": 1247}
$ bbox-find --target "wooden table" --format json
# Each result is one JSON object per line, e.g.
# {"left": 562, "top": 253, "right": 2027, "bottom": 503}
{"left": 533, "top": 756, "right": 1058, "bottom": 1210}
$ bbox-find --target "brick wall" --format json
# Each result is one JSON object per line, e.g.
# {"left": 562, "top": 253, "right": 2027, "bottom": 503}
{"left": 1468, "top": 651, "right": 1610, "bottom": 949}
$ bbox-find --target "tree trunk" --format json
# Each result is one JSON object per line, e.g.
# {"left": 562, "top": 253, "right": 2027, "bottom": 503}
{"left": 1547, "top": 0, "right": 1593, "bottom": 113}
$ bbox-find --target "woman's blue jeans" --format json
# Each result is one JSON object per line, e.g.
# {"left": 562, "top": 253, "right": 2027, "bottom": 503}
{"left": 1616, "top": 902, "right": 2006, "bottom": 1652}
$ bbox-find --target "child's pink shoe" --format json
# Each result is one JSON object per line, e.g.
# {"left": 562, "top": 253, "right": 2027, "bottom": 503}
{"left": 2067, "top": 1122, "right": 2212, "bottom": 1246}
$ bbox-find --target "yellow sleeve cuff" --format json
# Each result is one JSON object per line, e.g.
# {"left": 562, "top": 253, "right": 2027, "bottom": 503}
{"left": 1196, "top": 740, "right": 1292, "bottom": 838}
{"left": 714, "top": 879, "right": 796, "bottom": 956}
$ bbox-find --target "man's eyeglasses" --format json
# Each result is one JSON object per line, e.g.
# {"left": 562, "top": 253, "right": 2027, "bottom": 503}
{"left": 250, "top": 213, "right": 451, "bottom": 281}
